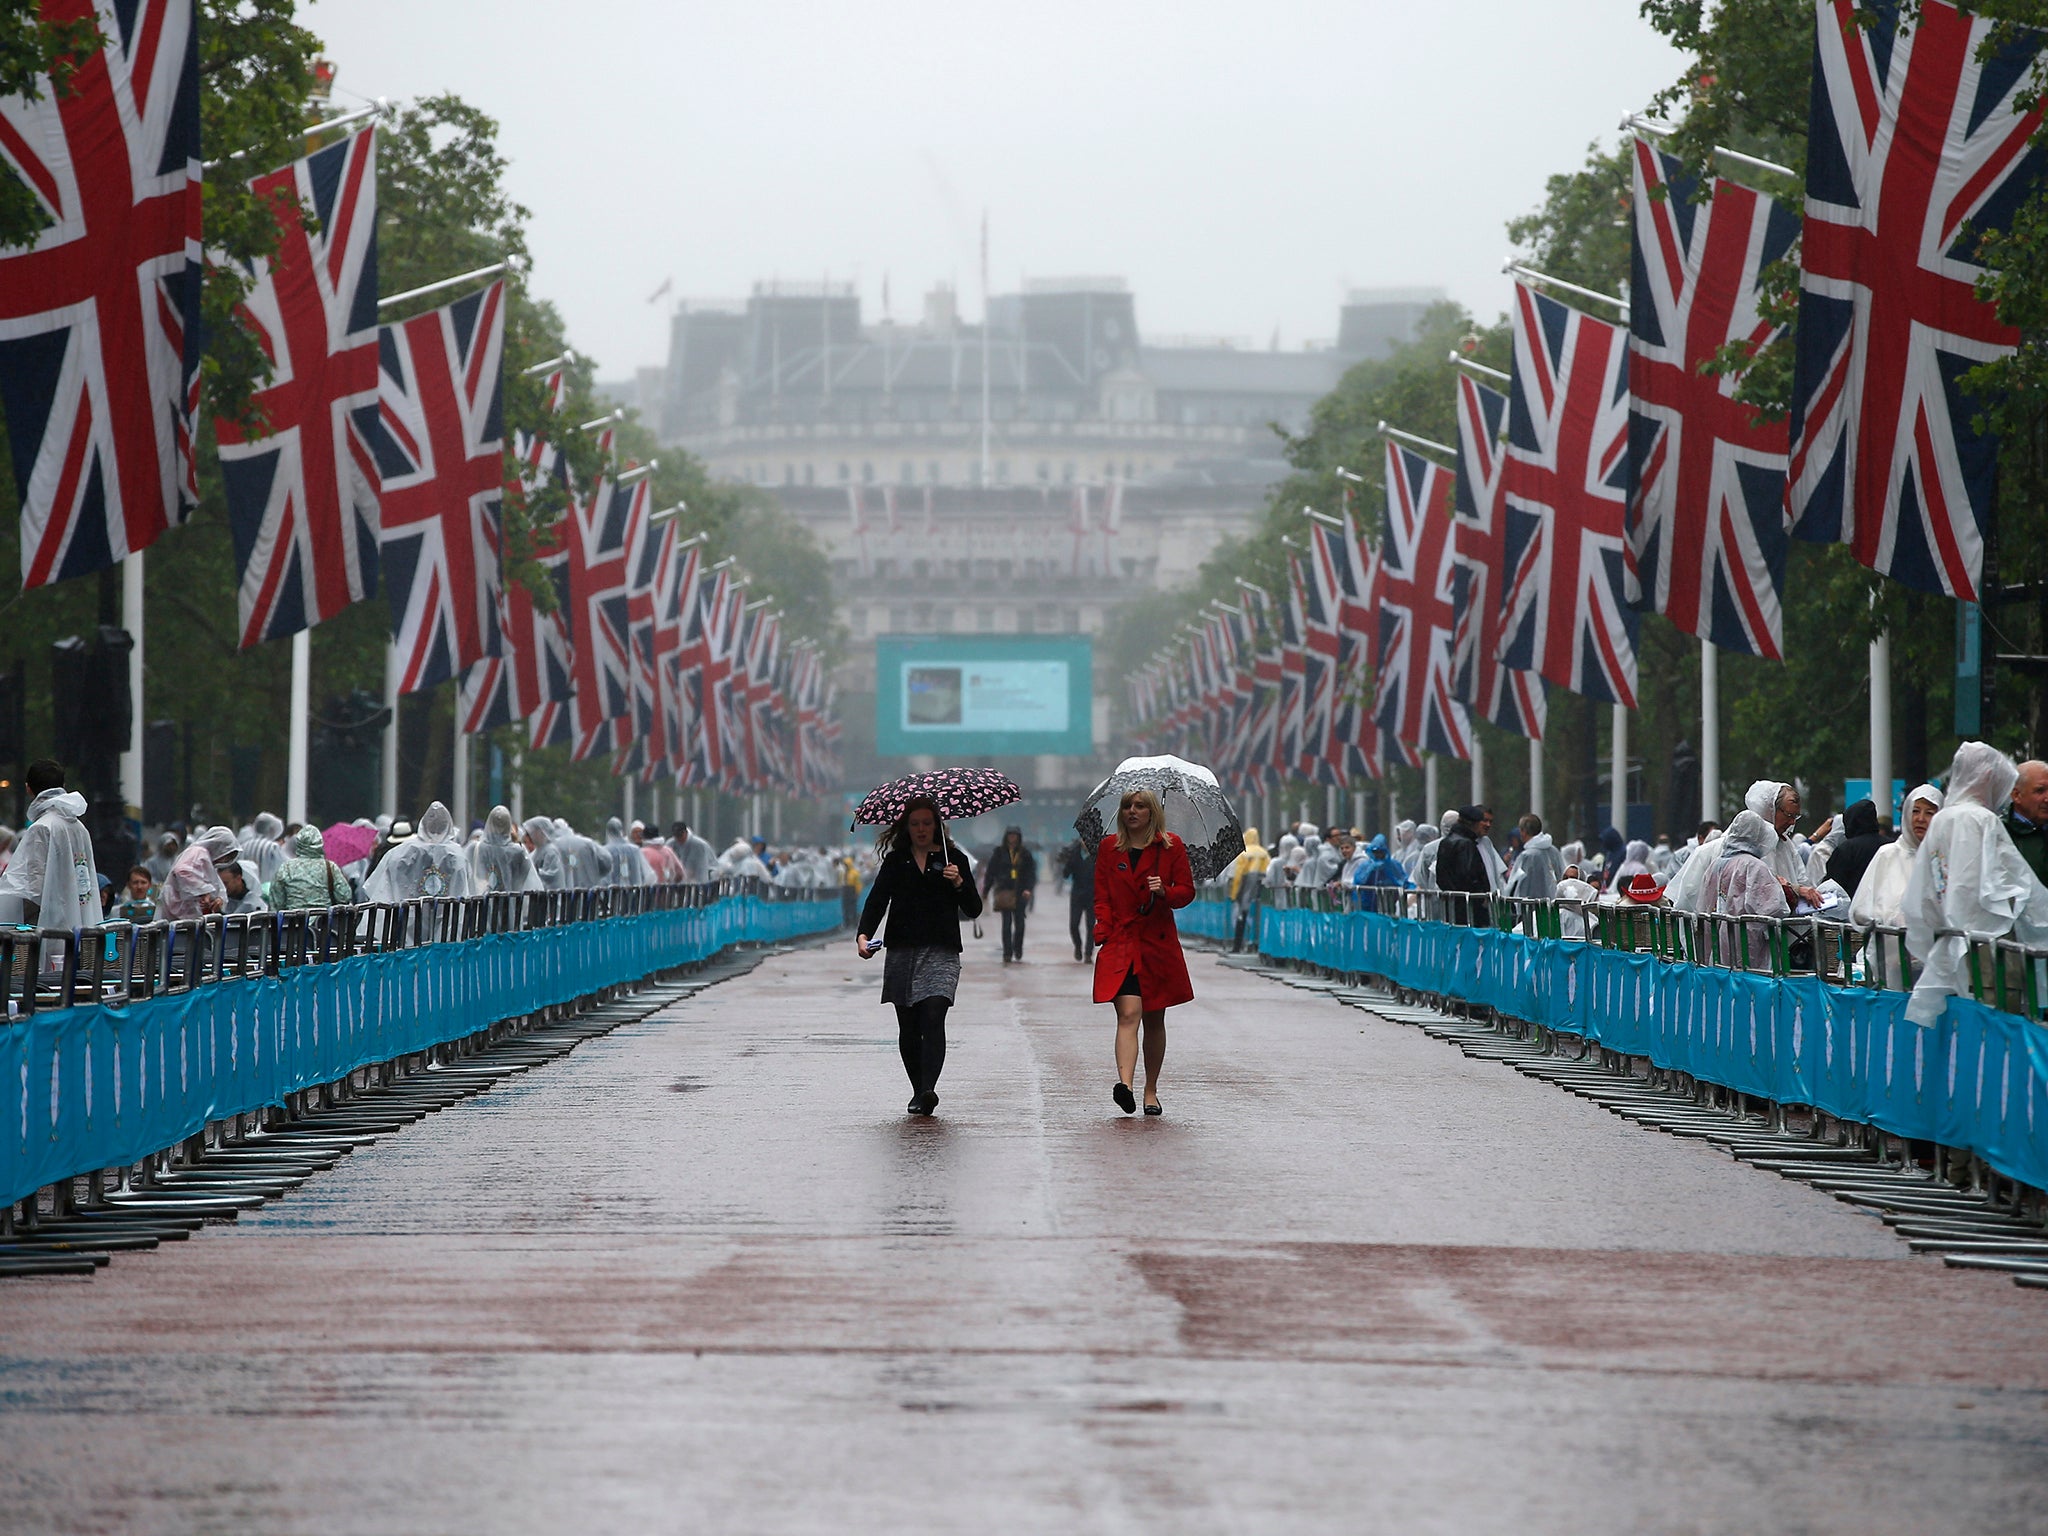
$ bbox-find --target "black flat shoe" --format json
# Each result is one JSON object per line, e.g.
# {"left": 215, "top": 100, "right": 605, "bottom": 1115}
{"left": 1113, "top": 1081, "right": 1136, "bottom": 1114}
{"left": 1144, "top": 1102, "right": 1163, "bottom": 1117}
{"left": 917, "top": 1090, "right": 939, "bottom": 1115}
{"left": 907, "top": 1096, "right": 932, "bottom": 1116}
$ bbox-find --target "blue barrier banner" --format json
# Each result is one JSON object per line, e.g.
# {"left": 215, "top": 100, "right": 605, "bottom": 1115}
{"left": 1234, "top": 898, "right": 2048, "bottom": 1194}
{"left": 1, "top": 894, "right": 840, "bottom": 1208}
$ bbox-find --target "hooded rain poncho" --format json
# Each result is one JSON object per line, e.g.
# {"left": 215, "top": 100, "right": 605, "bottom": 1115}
{"left": 472, "top": 806, "right": 542, "bottom": 893}
{"left": 603, "top": 817, "right": 651, "bottom": 886}
{"left": 521, "top": 817, "right": 567, "bottom": 890}
{"left": 1850, "top": 785, "right": 1941, "bottom": 931}
{"left": 161, "top": 826, "right": 238, "bottom": 920}
{"left": 1903, "top": 744, "right": 2048, "bottom": 1025}
{"left": 1704, "top": 810, "right": 1789, "bottom": 968}
{"left": 0, "top": 788, "right": 101, "bottom": 930}
{"left": 1505, "top": 831, "right": 1566, "bottom": 899}
{"left": 363, "top": 803, "right": 475, "bottom": 903}
{"left": 269, "top": 825, "right": 353, "bottom": 910}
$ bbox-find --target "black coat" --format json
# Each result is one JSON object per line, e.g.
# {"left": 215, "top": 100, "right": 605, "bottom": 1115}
{"left": 1826, "top": 798, "right": 1891, "bottom": 898}
{"left": 1435, "top": 827, "right": 1492, "bottom": 896}
{"left": 1059, "top": 840, "right": 1095, "bottom": 902}
{"left": 859, "top": 845, "right": 982, "bottom": 952}
{"left": 983, "top": 843, "right": 1037, "bottom": 897}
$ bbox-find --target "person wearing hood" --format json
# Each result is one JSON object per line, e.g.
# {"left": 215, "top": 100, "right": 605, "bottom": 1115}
{"left": 143, "top": 831, "right": 180, "bottom": 886}
{"left": 1504, "top": 815, "right": 1566, "bottom": 900}
{"left": 240, "top": 812, "right": 288, "bottom": 886}
{"left": 1290, "top": 834, "right": 1324, "bottom": 887}
{"left": 1226, "top": 827, "right": 1268, "bottom": 950}
{"left": 550, "top": 819, "right": 614, "bottom": 890}
{"left": 1353, "top": 833, "right": 1412, "bottom": 891}
{"left": 363, "top": 803, "right": 475, "bottom": 903}
{"left": 717, "top": 837, "right": 771, "bottom": 882}
{"left": 1389, "top": 819, "right": 1418, "bottom": 871}
{"left": 1848, "top": 785, "right": 1939, "bottom": 931}
{"left": 638, "top": 830, "right": 682, "bottom": 884}
{"left": 1649, "top": 836, "right": 1677, "bottom": 879}
{"left": 1272, "top": 834, "right": 1305, "bottom": 892}
{"left": 1743, "top": 780, "right": 1820, "bottom": 899}
{"left": 1703, "top": 810, "right": 1789, "bottom": 969}
{"left": 670, "top": 821, "right": 715, "bottom": 884}
{"left": 268, "top": 825, "right": 353, "bottom": 910}
{"left": 1305, "top": 833, "right": 1344, "bottom": 888}
{"left": 1903, "top": 742, "right": 2048, "bottom": 1026}
{"left": 1595, "top": 826, "right": 1626, "bottom": 889}
{"left": 220, "top": 858, "right": 268, "bottom": 916}
{"left": 0, "top": 760, "right": 102, "bottom": 930}
{"left": 604, "top": 817, "right": 652, "bottom": 887}
{"left": 982, "top": 827, "right": 1037, "bottom": 963}
{"left": 472, "top": 807, "right": 542, "bottom": 894}
{"left": 1610, "top": 839, "right": 1653, "bottom": 889}
{"left": 1823, "top": 800, "right": 1888, "bottom": 898}
{"left": 1415, "top": 812, "right": 1457, "bottom": 892}
{"left": 521, "top": 817, "right": 567, "bottom": 890}
{"left": 1434, "top": 806, "right": 1494, "bottom": 924}
{"left": 161, "top": 825, "right": 238, "bottom": 921}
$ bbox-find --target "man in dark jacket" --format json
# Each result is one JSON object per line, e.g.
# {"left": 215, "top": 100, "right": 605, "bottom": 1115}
{"left": 983, "top": 827, "right": 1038, "bottom": 963}
{"left": 1434, "top": 804, "right": 1494, "bottom": 926}
{"left": 2006, "top": 760, "right": 2048, "bottom": 886}
{"left": 1825, "top": 798, "right": 1890, "bottom": 898}
{"left": 1058, "top": 837, "right": 1096, "bottom": 962}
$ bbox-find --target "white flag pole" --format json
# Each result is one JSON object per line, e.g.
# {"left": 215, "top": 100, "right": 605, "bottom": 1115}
{"left": 287, "top": 629, "right": 310, "bottom": 825}
{"left": 1700, "top": 638, "right": 1720, "bottom": 823}
{"left": 1609, "top": 703, "right": 1628, "bottom": 835}
{"left": 1470, "top": 732, "right": 1484, "bottom": 805}
{"left": 1528, "top": 735, "right": 1545, "bottom": 823}
{"left": 1423, "top": 753, "right": 1440, "bottom": 829}
{"left": 1871, "top": 628, "right": 1894, "bottom": 828}
{"left": 380, "top": 644, "right": 399, "bottom": 820}
{"left": 451, "top": 712, "right": 470, "bottom": 835}
{"left": 121, "top": 551, "right": 145, "bottom": 816}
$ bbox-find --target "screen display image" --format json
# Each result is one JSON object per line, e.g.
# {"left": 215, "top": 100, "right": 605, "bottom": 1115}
{"left": 875, "top": 636, "right": 1094, "bottom": 756}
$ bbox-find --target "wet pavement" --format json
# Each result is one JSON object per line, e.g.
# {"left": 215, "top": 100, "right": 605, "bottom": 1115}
{"left": 4, "top": 935, "right": 2047, "bottom": 1533}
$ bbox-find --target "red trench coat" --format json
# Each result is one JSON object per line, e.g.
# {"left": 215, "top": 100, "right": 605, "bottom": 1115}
{"left": 1091, "top": 833, "right": 1196, "bottom": 1009}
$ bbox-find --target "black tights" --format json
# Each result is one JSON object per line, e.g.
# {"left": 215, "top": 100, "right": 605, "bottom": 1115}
{"left": 894, "top": 997, "right": 950, "bottom": 1095}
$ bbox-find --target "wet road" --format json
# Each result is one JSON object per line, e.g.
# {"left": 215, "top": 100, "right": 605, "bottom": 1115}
{"left": 4, "top": 935, "right": 2047, "bottom": 1534}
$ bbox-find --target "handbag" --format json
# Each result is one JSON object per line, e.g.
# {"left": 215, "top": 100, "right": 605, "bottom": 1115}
{"left": 993, "top": 889, "right": 1016, "bottom": 912}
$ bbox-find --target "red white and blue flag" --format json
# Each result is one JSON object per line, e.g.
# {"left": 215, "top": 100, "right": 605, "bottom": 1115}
{"left": 375, "top": 279, "right": 506, "bottom": 694}
{"left": 461, "top": 432, "right": 573, "bottom": 734}
{"left": 1451, "top": 373, "right": 1546, "bottom": 740}
{"left": 1376, "top": 441, "right": 1472, "bottom": 760}
{"left": 1500, "top": 281, "right": 1638, "bottom": 709}
{"left": 566, "top": 471, "right": 645, "bottom": 759}
{"left": 217, "top": 126, "right": 381, "bottom": 647}
{"left": 678, "top": 564, "right": 734, "bottom": 786}
{"left": 1627, "top": 137, "right": 1798, "bottom": 659}
{"left": 1787, "top": 0, "right": 2044, "bottom": 601}
{"left": 651, "top": 533, "right": 699, "bottom": 781}
{"left": 0, "top": 0, "right": 201, "bottom": 588}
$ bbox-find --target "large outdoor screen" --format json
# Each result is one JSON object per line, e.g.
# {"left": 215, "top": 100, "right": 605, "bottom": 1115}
{"left": 875, "top": 635, "right": 1095, "bottom": 757}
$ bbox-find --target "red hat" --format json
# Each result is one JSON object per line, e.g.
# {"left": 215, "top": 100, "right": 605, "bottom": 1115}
{"left": 1622, "top": 873, "right": 1665, "bottom": 904}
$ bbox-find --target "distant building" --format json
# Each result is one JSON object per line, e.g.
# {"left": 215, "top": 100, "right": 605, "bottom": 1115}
{"left": 600, "top": 275, "right": 1444, "bottom": 789}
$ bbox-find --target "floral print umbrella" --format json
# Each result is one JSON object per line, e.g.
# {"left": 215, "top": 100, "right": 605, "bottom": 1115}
{"left": 852, "top": 766, "right": 1022, "bottom": 827}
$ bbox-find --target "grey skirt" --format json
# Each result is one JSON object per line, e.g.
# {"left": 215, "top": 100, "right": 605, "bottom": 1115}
{"left": 880, "top": 944, "right": 961, "bottom": 1007}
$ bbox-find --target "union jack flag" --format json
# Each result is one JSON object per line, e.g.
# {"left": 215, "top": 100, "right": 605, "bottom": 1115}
{"left": 1451, "top": 373, "right": 1546, "bottom": 740}
{"left": 651, "top": 533, "right": 699, "bottom": 781}
{"left": 1500, "top": 281, "right": 1638, "bottom": 708}
{"left": 718, "top": 593, "right": 755, "bottom": 789}
{"left": 0, "top": 0, "right": 200, "bottom": 588}
{"left": 1375, "top": 441, "right": 1472, "bottom": 760}
{"left": 615, "top": 490, "right": 666, "bottom": 773}
{"left": 376, "top": 280, "right": 506, "bottom": 694}
{"left": 1296, "top": 552, "right": 1342, "bottom": 783}
{"left": 1275, "top": 573, "right": 1306, "bottom": 780}
{"left": 1627, "top": 138, "right": 1798, "bottom": 659}
{"left": 565, "top": 471, "right": 643, "bottom": 756}
{"left": 461, "top": 427, "right": 573, "bottom": 734}
{"left": 217, "top": 127, "right": 380, "bottom": 647}
{"left": 678, "top": 565, "right": 734, "bottom": 786}
{"left": 1787, "top": 0, "right": 2044, "bottom": 600}
{"left": 1307, "top": 512, "right": 1395, "bottom": 781}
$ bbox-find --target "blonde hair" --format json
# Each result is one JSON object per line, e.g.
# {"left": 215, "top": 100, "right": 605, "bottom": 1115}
{"left": 1113, "top": 787, "right": 1167, "bottom": 853}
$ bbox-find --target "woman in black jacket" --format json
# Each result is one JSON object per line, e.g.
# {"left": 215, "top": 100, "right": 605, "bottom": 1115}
{"left": 856, "top": 797, "right": 983, "bottom": 1115}
{"left": 982, "top": 826, "right": 1037, "bottom": 963}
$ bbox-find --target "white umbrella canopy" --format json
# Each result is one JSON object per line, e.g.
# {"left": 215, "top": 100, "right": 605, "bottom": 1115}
{"left": 1074, "top": 755, "right": 1245, "bottom": 882}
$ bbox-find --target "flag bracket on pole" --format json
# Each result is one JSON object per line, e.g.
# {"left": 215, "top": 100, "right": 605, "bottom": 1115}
{"left": 1619, "top": 112, "right": 1796, "bottom": 181}
{"left": 205, "top": 98, "right": 395, "bottom": 172}
{"left": 522, "top": 349, "right": 576, "bottom": 376}
{"left": 1377, "top": 420, "right": 1457, "bottom": 459}
{"left": 378, "top": 257, "right": 523, "bottom": 313}
{"left": 1448, "top": 351, "right": 1511, "bottom": 384}
{"left": 1501, "top": 259, "right": 1627, "bottom": 315}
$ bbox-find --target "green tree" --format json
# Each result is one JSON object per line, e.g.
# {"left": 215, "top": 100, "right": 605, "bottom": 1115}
{"left": 0, "top": 3, "right": 102, "bottom": 248}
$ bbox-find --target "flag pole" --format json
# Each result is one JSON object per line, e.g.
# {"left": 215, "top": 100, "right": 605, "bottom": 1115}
{"left": 1618, "top": 113, "right": 1796, "bottom": 181}
{"left": 1470, "top": 732, "right": 1484, "bottom": 805}
{"left": 1448, "top": 352, "right": 1511, "bottom": 384}
{"left": 376, "top": 258, "right": 522, "bottom": 313}
{"left": 1376, "top": 420, "right": 1457, "bottom": 459}
{"left": 287, "top": 629, "right": 310, "bottom": 825}
{"left": 121, "top": 551, "right": 145, "bottom": 817}
{"left": 1528, "top": 735, "right": 1545, "bottom": 823}
{"left": 380, "top": 644, "right": 399, "bottom": 820}
{"left": 1871, "top": 625, "right": 1894, "bottom": 828}
{"left": 1423, "top": 752, "right": 1439, "bottom": 830}
{"left": 1501, "top": 259, "right": 1627, "bottom": 315}
{"left": 1700, "top": 638, "right": 1720, "bottom": 822}
{"left": 1609, "top": 703, "right": 1628, "bottom": 836}
{"left": 452, "top": 706, "right": 470, "bottom": 833}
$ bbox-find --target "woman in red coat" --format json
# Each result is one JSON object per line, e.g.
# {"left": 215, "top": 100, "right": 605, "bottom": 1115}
{"left": 1092, "top": 788, "right": 1195, "bottom": 1116}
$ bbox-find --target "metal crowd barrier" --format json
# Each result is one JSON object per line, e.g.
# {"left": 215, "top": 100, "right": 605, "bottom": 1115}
{"left": 1245, "top": 881, "right": 2047, "bottom": 1021}
{"left": 0, "top": 877, "right": 824, "bottom": 1021}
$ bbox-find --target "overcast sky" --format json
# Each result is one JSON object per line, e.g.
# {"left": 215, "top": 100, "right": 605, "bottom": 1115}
{"left": 313, "top": 0, "right": 1685, "bottom": 378}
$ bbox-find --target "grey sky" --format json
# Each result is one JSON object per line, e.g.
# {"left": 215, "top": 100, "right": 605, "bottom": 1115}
{"left": 313, "top": 0, "right": 1684, "bottom": 377}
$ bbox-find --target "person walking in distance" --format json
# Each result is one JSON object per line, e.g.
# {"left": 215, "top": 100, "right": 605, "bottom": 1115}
{"left": 983, "top": 826, "right": 1037, "bottom": 963}
{"left": 856, "top": 797, "right": 983, "bottom": 1116}
{"left": 1058, "top": 835, "right": 1096, "bottom": 962}
{"left": 1093, "top": 788, "right": 1195, "bottom": 1116}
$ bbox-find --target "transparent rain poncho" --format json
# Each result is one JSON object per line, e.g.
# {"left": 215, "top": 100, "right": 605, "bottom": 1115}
{"left": 1903, "top": 743, "right": 2048, "bottom": 1025}
{"left": 472, "top": 806, "right": 542, "bottom": 894}
{"left": 1850, "top": 784, "right": 1943, "bottom": 931}
{"left": 364, "top": 802, "right": 475, "bottom": 903}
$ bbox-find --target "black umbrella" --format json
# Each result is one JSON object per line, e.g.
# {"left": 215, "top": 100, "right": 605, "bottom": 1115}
{"left": 1074, "top": 754, "right": 1245, "bottom": 883}
{"left": 852, "top": 766, "right": 1022, "bottom": 828}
